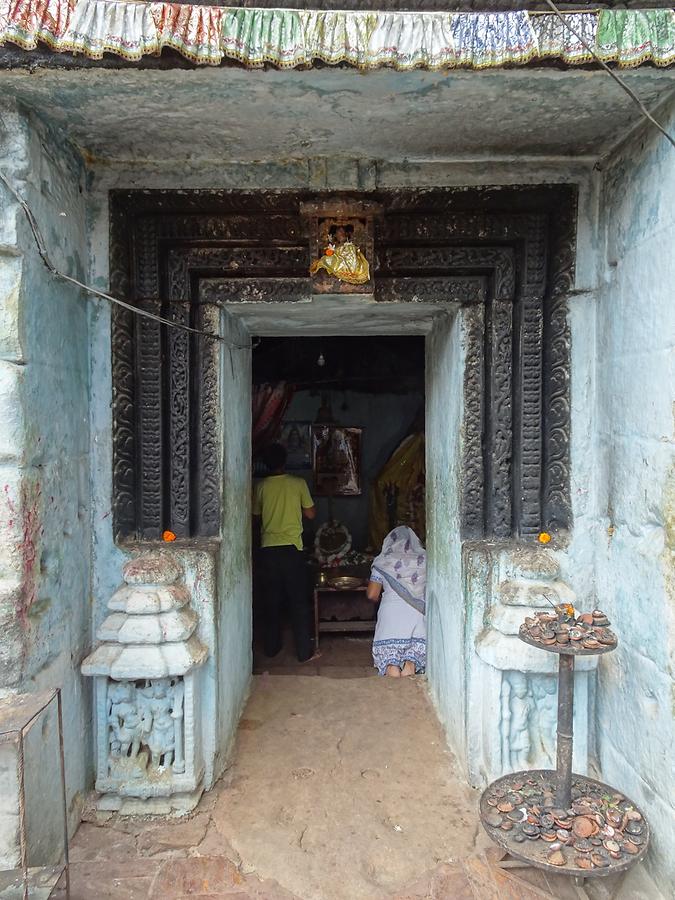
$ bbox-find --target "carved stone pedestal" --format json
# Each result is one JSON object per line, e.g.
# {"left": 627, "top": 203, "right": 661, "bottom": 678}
{"left": 82, "top": 553, "right": 208, "bottom": 814}
{"left": 465, "top": 545, "right": 597, "bottom": 786}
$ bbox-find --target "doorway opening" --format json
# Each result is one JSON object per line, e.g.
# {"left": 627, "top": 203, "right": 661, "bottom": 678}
{"left": 251, "top": 335, "right": 425, "bottom": 676}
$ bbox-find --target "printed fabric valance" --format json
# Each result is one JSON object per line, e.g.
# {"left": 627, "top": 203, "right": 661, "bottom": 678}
{"left": 0, "top": 1, "right": 673, "bottom": 69}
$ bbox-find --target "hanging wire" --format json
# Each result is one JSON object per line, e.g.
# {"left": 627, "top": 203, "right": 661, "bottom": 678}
{"left": 543, "top": 0, "right": 675, "bottom": 151}
{"left": 0, "top": 167, "right": 256, "bottom": 348}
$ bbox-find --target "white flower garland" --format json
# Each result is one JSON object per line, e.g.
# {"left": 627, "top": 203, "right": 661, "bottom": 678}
{"left": 314, "top": 521, "right": 352, "bottom": 565}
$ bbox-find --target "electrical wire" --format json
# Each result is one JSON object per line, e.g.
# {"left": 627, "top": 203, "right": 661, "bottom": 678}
{"left": 0, "top": 167, "right": 254, "bottom": 348}
{"left": 2, "top": 5, "right": 673, "bottom": 347}
{"left": 543, "top": 0, "right": 675, "bottom": 151}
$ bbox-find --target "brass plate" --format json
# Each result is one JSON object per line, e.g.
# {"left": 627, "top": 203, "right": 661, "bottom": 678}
{"left": 328, "top": 576, "right": 363, "bottom": 590}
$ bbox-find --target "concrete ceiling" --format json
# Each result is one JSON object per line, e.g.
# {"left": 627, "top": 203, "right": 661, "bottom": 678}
{"left": 2, "top": 64, "right": 674, "bottom": 164}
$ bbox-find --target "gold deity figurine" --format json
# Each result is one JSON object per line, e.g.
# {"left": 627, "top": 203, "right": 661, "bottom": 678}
{"left": 309, "top": 224, "right": 370, "bottom": 286}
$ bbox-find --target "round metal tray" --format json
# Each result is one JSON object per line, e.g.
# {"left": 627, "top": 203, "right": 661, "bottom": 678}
{"left": 519, "top": 628, "right": 618, "bottom": 657}
{"left": 480, "top": 769, "right": 649, "bottom": 878}
{"left": 328, "top": 576, "right": 363, "bottom": 590}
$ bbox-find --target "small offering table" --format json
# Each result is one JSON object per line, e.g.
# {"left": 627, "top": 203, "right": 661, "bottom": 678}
{"left": 313, "top": 584, "right": 375, "bottom": 651}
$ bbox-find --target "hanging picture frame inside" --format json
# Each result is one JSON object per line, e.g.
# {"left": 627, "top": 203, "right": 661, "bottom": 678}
{"left": 279, "top": 421, "right": 312, "bottom": 470}
{"left": 312, "top": 425, "right": 362, "bottom": 496}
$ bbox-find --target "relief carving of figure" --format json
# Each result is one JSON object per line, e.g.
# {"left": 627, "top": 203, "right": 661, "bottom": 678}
{"left": 108, "top": 681, "right": 137, "bottom": 758}
{"left": 107, "top": 676, "right": 186, "bottom": 771}
{"left": 309, "top": 224, "right": 370, "bottom": 285}
{"left": 532, "top": 677, "right": 558, "bottom": 766}
{"left": 146, "top": 678, "right": 176, "bottom": 767}
{"left": 118, "top": 706, "right": 143, "bottom": 759}
{"left": 148, "top": 710, "right": 175, "bottom": 768}
{"left": 505, "top": 672, "right": 533, "bottom": 771}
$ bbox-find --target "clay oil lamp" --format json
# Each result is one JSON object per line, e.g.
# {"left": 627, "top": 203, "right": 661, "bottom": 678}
{"left": 626, "top": 832, "right": 645, "bottom": 846}
{"left": 484, "top": 812, "right": 502, "bottom": 828}
{"left": 596, "top": 628, "right": 616, "bottom": 645}
{"left": 623, "top": 841, "right": 640, "bottom": 855}
{"left": 582, "top": 637, "right": 601, "bottom": 650}
{"left": 578, "top": 612, "right": 594, "bottom": 626}
{"left": 603, "top": 839, "right": 621, "bottom": 854}
{"left": 547, "top": 849, "right": 566, "bottom": 867}
{"left": 573, "top": 838, "right": 593, "bottom": 854}
{"left": 592, "top": 609, "right": 610, "bottom": 626}
{"left": 572, "top": 817, "right": 596, "bottom": 839}
{"left": 606, "top": 809, "right": 623, "bottom": 829}
{"left": 591, "top": 850, "right": 610, "bottom": 868}
{"left": 572, "top": 801, "right": 593, "bottom": 816}
{"left": 576, "top": 855, "right": 593, "bottom": 870}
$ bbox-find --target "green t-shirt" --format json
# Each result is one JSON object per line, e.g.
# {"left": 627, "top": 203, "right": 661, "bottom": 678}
{"left": 253, "top": 474, "right": 314, "bottom": 551}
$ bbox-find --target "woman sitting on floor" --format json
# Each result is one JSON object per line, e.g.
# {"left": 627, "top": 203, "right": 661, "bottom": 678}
{"left": 367, "top": 526, "right": 427, "bottom": 678}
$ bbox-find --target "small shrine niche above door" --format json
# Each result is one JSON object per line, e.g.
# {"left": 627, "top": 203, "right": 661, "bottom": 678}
{"left": 302, "top": 200, "right": 379, "bottom": 295}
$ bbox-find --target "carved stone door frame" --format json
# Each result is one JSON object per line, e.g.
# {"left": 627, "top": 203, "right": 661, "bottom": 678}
{"left": 110, "top": 187, "right": 575, "bottom": 543}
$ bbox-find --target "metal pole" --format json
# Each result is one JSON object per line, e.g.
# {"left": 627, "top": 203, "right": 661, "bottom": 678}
{"left": 56, "top": 689, "right": 71, "bottom": 898}
{"left": 556, "top": 653, "right": 575, "bottom": 809}
{"left": 17, "top": 732, "right": 28, "bottom": 900}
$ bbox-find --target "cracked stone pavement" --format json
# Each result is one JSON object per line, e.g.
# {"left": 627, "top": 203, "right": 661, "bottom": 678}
{"left": 59, "top": 674, "right": 659, "bottom": 900}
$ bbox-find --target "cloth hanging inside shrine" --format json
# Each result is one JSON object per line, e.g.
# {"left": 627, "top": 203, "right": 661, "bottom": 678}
{"left": 369, "top": 431, "right": 425, "bottom": 552}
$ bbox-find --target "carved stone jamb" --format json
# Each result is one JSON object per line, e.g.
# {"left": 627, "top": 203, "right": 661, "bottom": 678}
{"left": 111, "top": 188, "right": 575, "bottom": 544}
{"left": 82, "top": 552, "right": 208, "bottom": 814}
{"left": 463, "top": 543, "right": 596, "bottom": 787}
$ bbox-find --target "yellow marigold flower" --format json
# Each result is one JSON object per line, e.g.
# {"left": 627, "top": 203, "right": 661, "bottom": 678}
{"left": 538, "top": 532, "right": 552, "bottom": 544}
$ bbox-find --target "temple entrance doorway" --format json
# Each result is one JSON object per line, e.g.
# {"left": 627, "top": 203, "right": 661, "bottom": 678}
{"left": 251, "top": 336, "right": 426, "bottom": 677}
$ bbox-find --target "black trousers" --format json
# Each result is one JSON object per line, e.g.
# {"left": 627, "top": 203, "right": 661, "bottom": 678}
{"left": 258, "top": 546, "right": 312, "bottom": 662}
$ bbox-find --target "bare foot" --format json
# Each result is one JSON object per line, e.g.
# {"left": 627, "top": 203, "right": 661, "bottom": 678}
{"left": 385, "top": 665, "right": 402, "bottom": 678}
{"left": 401, "top": 661, "right": 416, "bottom": 677}
{"left": 300, "top": 650, "right": 322, "bottom": 664}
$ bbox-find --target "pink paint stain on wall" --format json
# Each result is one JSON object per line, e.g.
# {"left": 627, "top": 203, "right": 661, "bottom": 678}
{"left": 13, "top": 481, "right": 43, "bottom": 629}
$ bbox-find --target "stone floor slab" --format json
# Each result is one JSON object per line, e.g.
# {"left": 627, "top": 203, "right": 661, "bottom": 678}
{"left": 149, "top": 857, "right": 245, "bottom": 898}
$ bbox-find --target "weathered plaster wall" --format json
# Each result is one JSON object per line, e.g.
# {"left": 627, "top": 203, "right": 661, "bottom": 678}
{"left": 425, "top": 312, "right": 465, "bottom": 760}
{"left": 594, "top": 106, "right": 675, "bottom": 893}
{"left": 0, "top": 100, "right": 90, "bottom": 860}
{"left": 215, "top": 311, "right": 253, "bottom": 778}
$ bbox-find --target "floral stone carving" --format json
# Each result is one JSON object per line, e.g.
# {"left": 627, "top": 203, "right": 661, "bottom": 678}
{"left": 82, "top": 552, "right": 208, "bottom": 811}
